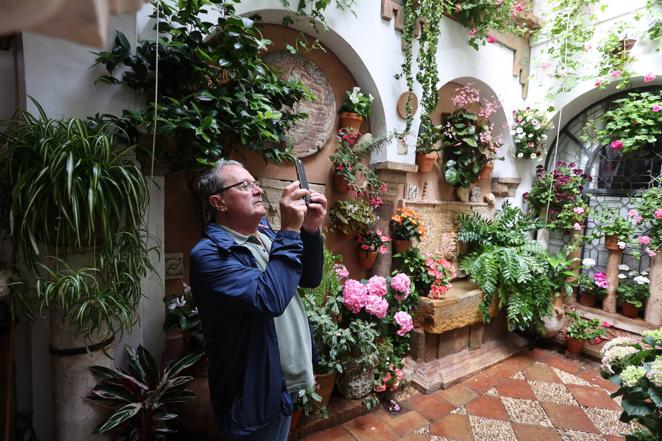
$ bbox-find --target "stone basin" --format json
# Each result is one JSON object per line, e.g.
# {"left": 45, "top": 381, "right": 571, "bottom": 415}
{"left": 414, "top": 279, "right": 498, "bottom": 334}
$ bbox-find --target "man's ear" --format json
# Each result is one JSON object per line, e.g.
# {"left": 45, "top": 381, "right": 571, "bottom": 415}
{"left": 209, "top": 194, "right": 225, "bottom": 212}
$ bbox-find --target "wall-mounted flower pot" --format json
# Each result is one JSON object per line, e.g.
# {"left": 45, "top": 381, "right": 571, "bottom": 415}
{"left": 604, "top": 234, "right": 621, "bottom": 251}
{"left": 339, "top": 112, "right": 364, "bottom": 131}
{"left": 621, "top": 302, "right": 641, "bottom": 318}
{"left": 357, "top": 249, "right": 378, "bottom": 270}
{"left": 392, "top": 239, "right": 412, "bottom": 254}
{"left": 415, "top": 151, "right": 437, "bottom": 173}
{"left": 579, "top": 292, "right": 597, "bottom": 307}
{"left": 566, "top": 336, "right": 585, "bottom": 354}
{"left": 333, "top": 173, "right": 351, "bottom": 193}
{"left": 478, "top": 162, "right": 494, "bottom": 180}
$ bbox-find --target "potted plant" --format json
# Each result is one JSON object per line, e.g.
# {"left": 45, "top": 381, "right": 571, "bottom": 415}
{"left": 593, "top": 208, "right": 638, "bottom": 251}
{"left": 414, "top": 144, "right": 439, "bottom": 174}
{"left": 596, "top": 90, "right": 662, "bottom": 156}
{"left": 390, "top": 207, "right": 426, "bottom": 253}
{"left": 511, "top": 107, "right": 553, "bottom": 160}
{"left": 600, "top": 330, "right": 662, "bottom": 440}
{"left": 329, "top": 199, "right": 377, "bottom": 237}
{"left": 396, "top": 248, "right": 455, "bottom": 298}
{"left": 594, "top": 24, "right": 636, "bottom": 90}
{"left": 565, "top": 310, "right": 608, "bottom": 354}
{"left": 339, "top": 87, "right": 373, "bottom": 130}
{"left": 617, "top": 269, "right": 650, "bottom": 318}
{"left": 89, "top": 345, "right": 203, "bottom": 440}
{"left": 94, "top": 1, "right": 313, "bottom": 170}
{"left": 356, "top": 227, "right": 391, "bottom": 270}
{"left": 635, "top": 177, "right": 662, "bottom": 260}
{"left": 575, "top": 271, "right": 608, "bottom": 307}
{"left": 0, "top": 102, "right": 154, "bottom": 439}
{"left": 334, "top": 272, "right": 417, "bottom": 400}
{"left": 330, "top": 128, "right": 362, "bottom": 192}
{"left": 524, "top": 162, "right": 592, "bottom": 235}
{"left": 440, "top": 84, "right": 503, "bottom": 195}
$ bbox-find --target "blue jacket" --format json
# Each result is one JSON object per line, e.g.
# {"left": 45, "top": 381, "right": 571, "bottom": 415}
{"left": 189, "top": 219, "right": 323, "bottom": 437}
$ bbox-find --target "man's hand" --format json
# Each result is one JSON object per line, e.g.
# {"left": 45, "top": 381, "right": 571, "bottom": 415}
{"left": 280, "top": 181, "right": 309, "bottom": 232}
{"left": 302, "top": 190, "right": 327, "bottom": 233}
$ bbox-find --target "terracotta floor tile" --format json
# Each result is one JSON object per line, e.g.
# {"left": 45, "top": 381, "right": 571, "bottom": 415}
{"left": 496, "top": 379, "right": 537, "bottom": 400}
{"left": 438, "top": 384, "right": 479, "bottom": 407}
{"left": 429, "top": 414, "right": 473, "bottom": 441}
{"left": 404, "top": 392, "right": 455, "bottom": 422}
{"left": 540, "top": 401, "right": 599, "bottom": 433}
{"left": 578, "top": 370, "right": 619, "bottom": 393}
{"left": 462, "top": 372, "right": 501, "bottom": 394}
{"left": 465, "top": 395, "right": 509, "bottom": 421}
{"left": 566, "top": 384, "right": 622, "bottom": 410}
{"left": 378, "top": 410, "right": 429, "bottom": 436}
{"left": 302, "top": 425, "right": 356, "bottom": 441}
{"left": 543, "top": 354, "right": 583, "bottom": 375}
{"left": 343, "top": 413, "right": 398, "bottom": 441}
{"left": 524, "top": 363, "right": 562, "bottom": 383}
{"left": 511, "top": 422, "right": 562, "bottom": 441}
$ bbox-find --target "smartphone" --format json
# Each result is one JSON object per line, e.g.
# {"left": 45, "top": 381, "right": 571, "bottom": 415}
{"left": 294, "top": 158, "right": 311, "bottom": 205}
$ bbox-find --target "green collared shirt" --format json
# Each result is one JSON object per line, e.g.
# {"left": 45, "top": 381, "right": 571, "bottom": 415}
{"left": 219, "top": 225, "right": 314, "bottom": 393}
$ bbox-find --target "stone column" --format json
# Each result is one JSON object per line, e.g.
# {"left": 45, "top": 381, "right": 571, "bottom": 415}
{"left": 602, "top": 248, "right": 622, "bottom": 313}
{"left": 645, "top": 254, "right": 662, "bottom": 326}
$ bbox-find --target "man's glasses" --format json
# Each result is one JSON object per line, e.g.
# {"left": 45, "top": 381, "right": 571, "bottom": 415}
{"left": 216, "top": 180, "right": 260, "bottom": 193}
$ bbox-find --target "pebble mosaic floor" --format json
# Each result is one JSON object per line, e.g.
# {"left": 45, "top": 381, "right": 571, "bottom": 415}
{"left": 302, "top": 348, "right": 634, "bottom": 441}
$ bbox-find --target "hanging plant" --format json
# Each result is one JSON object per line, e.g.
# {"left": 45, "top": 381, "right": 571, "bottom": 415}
{"left": 596, "top": 90, "right": 662, "bottom": 155}
{"left": 511, "top": 107, "right": 553, "bottom": 160}
{"left": 540, "top": 0, "right": 602, "bottom": 99}
{"left": 415, "top": 0, "right": 444, "bottom": 154}
{"left": 94, "top": 0, "right": 314, "bottom": 169}
{"left": 395, "top": 0, "right": 417, "bottom": 133}
{"left": 594, "top": 24, "right": 637, "bottom": 90}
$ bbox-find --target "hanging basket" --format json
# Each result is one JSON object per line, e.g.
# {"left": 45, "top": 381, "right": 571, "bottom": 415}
{"left": 337, "top": 363, "right": 373, "bottom": 400}
{"left": 356, "top": 249, "right": 378, "bottom": 270}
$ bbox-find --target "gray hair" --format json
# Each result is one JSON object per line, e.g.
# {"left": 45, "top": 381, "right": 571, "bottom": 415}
{"left": 198, "top": 159, "right": 244, "bottom": 218}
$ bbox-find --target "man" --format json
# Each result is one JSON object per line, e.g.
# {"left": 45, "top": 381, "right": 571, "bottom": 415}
{"left": 190, "top": 160, "right": 326, "bottom": 440}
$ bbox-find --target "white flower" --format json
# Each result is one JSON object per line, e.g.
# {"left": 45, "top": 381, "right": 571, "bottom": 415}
{"left": 530, "top": 153, "right": 537, "bottom": 158}
{"left": 516, "top": 127, "right": 524, "bottom": 134}
{"left": 634, "top": 276, "right": 649, "bottom": 285}
{"left": 618, "top": 273, "right": 626, "bottom": 279}
{"left": 582, "top": 258, "right": 596, "bottom": 268}
{"left": 517, "top": 152, "right": 524, "bottom": 158}
{"left": 168, "top": 296, "right": 186, "bottom": 310}
{"left": 641, "top": 271, "right": 648, "bottom": 276}
{"left": 628, "top": 270, "right": 638, "bottom": 277}
{"left": 368, "top": 93, "right": 374, "bottom": 102}
{"left": 528, "top": 133, "right": 534, "bottom": 138}
{"left": 618, "top": 264, "right": 630, "bottom": 271}
{"left": 618, "top": 241, "right": 626, "bottom": 249}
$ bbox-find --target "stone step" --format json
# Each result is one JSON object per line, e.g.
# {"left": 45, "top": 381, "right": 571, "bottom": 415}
{"left": 409, "top": 334, "right": 528, "bottom": 394}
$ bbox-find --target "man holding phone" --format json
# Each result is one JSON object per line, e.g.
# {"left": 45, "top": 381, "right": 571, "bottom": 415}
{"left": 190, "top": 159, "right": 327, "bottom": 440}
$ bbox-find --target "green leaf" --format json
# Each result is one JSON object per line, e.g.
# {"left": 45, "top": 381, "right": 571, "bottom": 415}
{"left": 94, "top": 403, "right": 143, "bottom": 433}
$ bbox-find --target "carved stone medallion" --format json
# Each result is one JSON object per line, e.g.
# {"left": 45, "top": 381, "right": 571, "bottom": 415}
{"left": 263, "top": 51, "right": 336, "bottom": 158}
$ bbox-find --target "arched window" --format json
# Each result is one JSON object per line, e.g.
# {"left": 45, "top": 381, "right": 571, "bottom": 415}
{"left": 545, "top": 86, "right": 662, "bottom": 273}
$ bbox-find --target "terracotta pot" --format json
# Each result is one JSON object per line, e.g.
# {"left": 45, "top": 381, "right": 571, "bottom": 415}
{"left": 392, "top": 239, "right": 412, "bottom": 254}
{"left": 621, "top": 302, "right": 641, "bottom": 318}
{"left": 415, "top": 152, "right": 438, "bottom": 173}
{"left": 333, "top": 173, "right": 351, "bottom": 193}
{"left": 579, "top": 292, "right": 597, "bottom": 307}
{"left": 478, "top": 162, "right": 494, "bottom": 180}
{"left": 315, "top": 371, "right": 337, "bottom": 408}
{"left": 339, "top": 112, "right": 364, "bottom": 131}
{"left": 357, "top": 249, "right": 378, "bottom": 270}
{"left": 566, "top": 336, "right": 585, "bottom": 354}
{"left": 289, "top": 408, "right": 302, "bottom": 433}
{"left": 604, "top": 234, "right": 621, "bottom": 251}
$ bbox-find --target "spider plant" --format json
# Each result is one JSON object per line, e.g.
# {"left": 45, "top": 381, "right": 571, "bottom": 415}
{"left": 0, "top": 99, "right": 154, "bottom": 338}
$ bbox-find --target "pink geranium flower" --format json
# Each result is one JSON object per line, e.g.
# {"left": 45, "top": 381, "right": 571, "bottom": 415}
{"left": 610, "top": 140, "right": 624, "bottom": 150}
{"left": 655, "top": 209, "right": 662, "bottom": 219}
{"left": 468, "top": 27, "right": 477, "bottom": 37}
{"left": 643, "top": 73, "right": 656, "bottom": 83}
{"left": 394, "top": 311, "right": 414, "bottom": 336}
{"left": 487, "top": 35, "right": 497, "bottom": 44}
{"left": 594, "top": 79, "right": 603, "bottom": 87}
{"left": 653, "top": 104, "right": 661, "bottom": 113}
{"left": 610, "top": 70, "right": 622, "bottom": 78}
{"left": 639, "top": 235, "right": 651, "bottom": 245}
{"left": 573, "top": 222, "right": 582, "bottom": 231}
{"left": 627, "top": 209, "right": 639, "bottom": 218}
{"left": 646, "top": 248, "right": 657, "bottom": 257}
{"left": 334, "top": 264, "right": 349, "bottom": 279}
